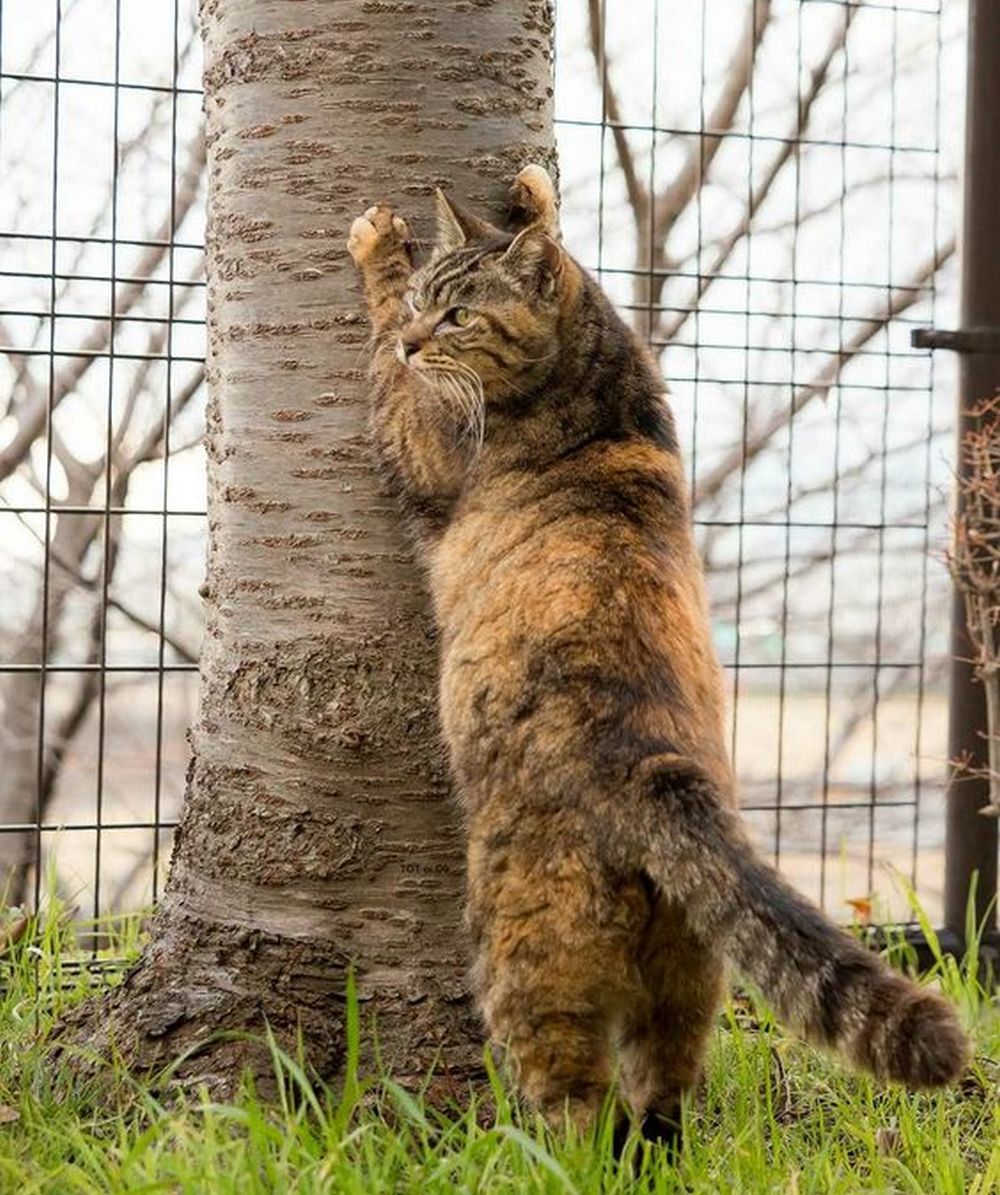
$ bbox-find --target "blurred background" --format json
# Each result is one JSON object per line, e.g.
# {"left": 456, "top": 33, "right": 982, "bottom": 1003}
{"left": 0, "top": 0, "right": 965, "bottom": 927}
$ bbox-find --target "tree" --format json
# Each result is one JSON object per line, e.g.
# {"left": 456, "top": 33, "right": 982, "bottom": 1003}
{"left": 58, "top": 0, "right": 556, "bottom": 1092}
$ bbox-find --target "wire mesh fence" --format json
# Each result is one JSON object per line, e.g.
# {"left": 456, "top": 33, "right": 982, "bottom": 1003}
{"left": 0, "top": 0, "right": 206, "bottom": 927}
{"left": 0, "top": 0, "right": 972, "bottom": 936}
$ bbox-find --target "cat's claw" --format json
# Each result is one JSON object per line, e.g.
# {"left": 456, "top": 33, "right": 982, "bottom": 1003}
{"left": 347, "top": 205, "right": 412, "bottom": 267}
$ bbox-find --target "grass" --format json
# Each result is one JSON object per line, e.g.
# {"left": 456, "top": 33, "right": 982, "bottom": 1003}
{"left": 0, "top": 903, "right": 996, "bottom": 1194}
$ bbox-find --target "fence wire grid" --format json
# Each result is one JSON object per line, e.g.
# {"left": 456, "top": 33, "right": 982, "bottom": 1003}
{"left": 0, "top": 0, "right": 970, "bottom": 937}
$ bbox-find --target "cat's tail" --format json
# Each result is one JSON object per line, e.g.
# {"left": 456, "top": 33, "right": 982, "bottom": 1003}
{"left": 633, "top": 753, "right": 969, "bottom": 1089}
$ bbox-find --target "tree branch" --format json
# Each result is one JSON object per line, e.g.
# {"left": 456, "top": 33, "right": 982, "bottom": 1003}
{"left": 699, "top": 426, "right": 948, "bottom": 567}
{"left": 657, "top": 5, "right": 856, "bottom": 345}
{"left": 0, "top": 131, "right": 205, "bottom": 484}
{"left": 585, "top": 0, "right": 649, "bottom": 229}
{"left": 693, "top": 236, "right": 954, "bottom": 507}
{"left": 653, "top": 0, "right": 773, "bottom": 248}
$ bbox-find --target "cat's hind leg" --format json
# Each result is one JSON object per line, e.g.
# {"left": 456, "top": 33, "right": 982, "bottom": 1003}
{"left": 468, "top": 824, "right": 647, "bottom": 1135}
{"left": 618, "top": 900, "right": 726, "bottom": 1152}
{"left": 347, "top": 204, "right": 413, "bottom": 333}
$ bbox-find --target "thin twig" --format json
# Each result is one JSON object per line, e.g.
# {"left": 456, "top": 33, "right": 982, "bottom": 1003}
{"left": 948, "top": 393, "right": 1000, "bottom": 815}
{"left": 652, "top": 0, "right": 773, "bottom": 249}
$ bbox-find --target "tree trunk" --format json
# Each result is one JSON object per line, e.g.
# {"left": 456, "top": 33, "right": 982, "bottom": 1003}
{"left": 58, "top": 0, "right": 555, "bottom": 1095}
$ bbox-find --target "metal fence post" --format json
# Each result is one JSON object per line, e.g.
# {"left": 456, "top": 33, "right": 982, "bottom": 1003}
{"left": 944, "top": 0, "right": 1000, "bottom": 946}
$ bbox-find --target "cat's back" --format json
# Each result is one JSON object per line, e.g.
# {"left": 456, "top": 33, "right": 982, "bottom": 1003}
{"left": 430, "top": 434, "right": 690, "bottom": 626}
{"left": 429, "top": 432, "right": 732, "bottom": 803}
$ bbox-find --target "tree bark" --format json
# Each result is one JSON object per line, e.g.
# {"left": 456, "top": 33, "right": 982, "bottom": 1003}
{"left": 58, "top": 0, "right": 555, "bottom": 1096}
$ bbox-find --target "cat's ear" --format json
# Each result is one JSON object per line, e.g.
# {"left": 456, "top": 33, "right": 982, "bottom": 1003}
{"left": 509, "top": 164, "right": 561, "bottom": 240}
{"left": 501, "top": 228, "right": 564, "bottom": 299}
{"left": 434, "top": 190, "right": 497, "bottom": 252}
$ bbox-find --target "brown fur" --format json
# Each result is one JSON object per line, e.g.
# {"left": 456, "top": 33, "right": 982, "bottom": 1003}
{"left": 346, "top": 169, "right": 969, "bottom": 1145}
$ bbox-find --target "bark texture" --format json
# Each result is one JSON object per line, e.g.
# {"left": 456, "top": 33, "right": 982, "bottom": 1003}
{"left": 60, "top": 0, "right": 555, "bottom": 1095}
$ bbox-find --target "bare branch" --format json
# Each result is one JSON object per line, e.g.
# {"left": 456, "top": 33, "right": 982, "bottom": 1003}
{"left": 653, "top": 0, "right": 773, "bottom": 248}
{"left": 0, "top": 331, "right": 204, "bottom": 903}
{"left": 948, "top": 393, "right": 1000, "bottom": 815}
{"left": 126, "top": 366, "right": 205, "bottom": 471}
{"left": 708, "top": 506, "right": 938, "bottom": 609}
{"left": 690, "top": 170, "right": 953, "bottom": 255}
{"left": 694, "top": 236, "right": 954, "bottom": 507}
{"left": 657, "top": 5, "right": 856, "bottom": 344}
{"left": 0, "top": 0, "right": 86, "bottom": 106}
{"left": 822, "top": 655, "right": 948, "bottom": 787}
{"left": 0, "top": 132, "right": 206, "bottom": 484}
{"left": 1, "top": 505, "right": 198, "bottom": 664}
{"left": 699, "top": 426, "right": 948, "bottom": 567}
{"left": 585, "top": 0, "right": 649, "bottom": 229}
{"left": 0, "top": 458, "right": 98, "bottom": 902}
{"left": 37, "top": 495, "right": 131, "bottom": 816}
{"left": 2, "top": 26, "right": 201, "bottom": 422}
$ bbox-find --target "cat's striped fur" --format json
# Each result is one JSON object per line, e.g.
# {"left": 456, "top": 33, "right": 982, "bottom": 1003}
{"left": 346, "top": 166, "right": 968, "bottom": 1145}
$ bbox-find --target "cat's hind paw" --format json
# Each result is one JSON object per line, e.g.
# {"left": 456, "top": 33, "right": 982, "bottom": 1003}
{"left": 347, "top": 205, "right": 412, "bottom": 268}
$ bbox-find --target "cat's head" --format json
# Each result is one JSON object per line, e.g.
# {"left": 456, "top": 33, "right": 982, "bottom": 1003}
{"left": 396, "top": 190, "right": 575, "bottom": 432}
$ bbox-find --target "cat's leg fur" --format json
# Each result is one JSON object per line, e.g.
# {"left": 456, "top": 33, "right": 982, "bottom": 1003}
{"left": 348, "top": 204, "right": 465, "bottom": 518}
{"left": 467, "top": 822, "right": 647, "bottom": 1134}
{"left": 347, "top": 204, "right": 413, "bottom": 333}
{"left": 618, "top": 900, "right": 726, "bottom": 1150}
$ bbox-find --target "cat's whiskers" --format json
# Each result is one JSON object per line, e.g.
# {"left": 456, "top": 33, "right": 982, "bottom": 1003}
{"left": 449, "top": 361, "right": 486, "bottom": 450}
{"left": 425, "top": 364, "right": 484, "bottom": 453}
{"left": 444, "top": 373, "right": 484, "bottom": 453}
{"left": 516, "top": 347, "right": 559, "bottom": 366}
{"left": 435, "top": 372, "right": 467, "bottom": 427}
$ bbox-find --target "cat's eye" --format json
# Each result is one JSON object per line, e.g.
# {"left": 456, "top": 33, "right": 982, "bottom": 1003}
{"left": 451, "top": 306, "right": 473, "bottom": 327}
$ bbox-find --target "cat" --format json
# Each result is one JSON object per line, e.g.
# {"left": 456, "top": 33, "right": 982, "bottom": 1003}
{"left": 346, "top": 165, "right": 968, "bottom": 1147}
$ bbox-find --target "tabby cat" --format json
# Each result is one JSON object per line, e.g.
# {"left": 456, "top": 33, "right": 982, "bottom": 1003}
{"left": 346, "top": 165, "right": 968, "bottom": 1146}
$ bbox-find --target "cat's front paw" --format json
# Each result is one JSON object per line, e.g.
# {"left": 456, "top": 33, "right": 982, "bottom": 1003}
{"left": 347, "top": 205, "right": 412, "bottom": 268}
